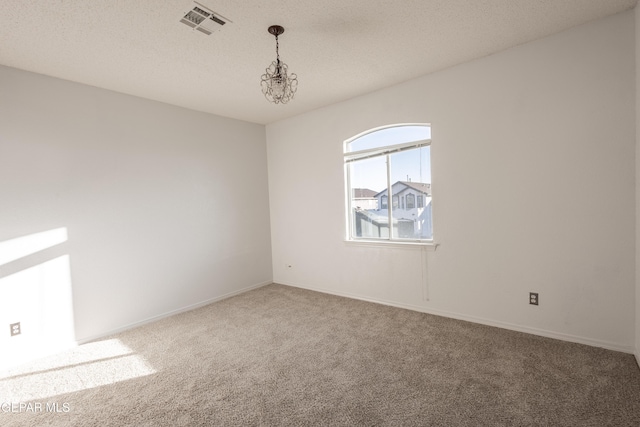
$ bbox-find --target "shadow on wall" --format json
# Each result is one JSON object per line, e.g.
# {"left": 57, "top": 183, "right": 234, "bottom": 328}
{"left": 0, "top": 228, "right": 76, "bottom": 370}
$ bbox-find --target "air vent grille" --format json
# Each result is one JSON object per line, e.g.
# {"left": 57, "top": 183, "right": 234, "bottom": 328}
{"left": 179, "top": 2, "right": 229, "bottom": 35}
{"left": 184, "top": 10, "right": 206, "bottom": 26}
{"left": 210, "top": 16, "right": 225, "bottom": 26}
{"left": 193, "top": 7, "right": 210, "bottom": 17}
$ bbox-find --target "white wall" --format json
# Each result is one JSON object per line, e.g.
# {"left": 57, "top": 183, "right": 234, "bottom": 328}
{"left": 267, "top": 11, "right": 635, "bottom": 352}
{"left": 0, "top": 65, "right": 272, "bottom": 352}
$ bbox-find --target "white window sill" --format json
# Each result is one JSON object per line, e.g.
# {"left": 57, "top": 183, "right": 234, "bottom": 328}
{"left": 344, "top": 239, "right": 438, "bottom": 251}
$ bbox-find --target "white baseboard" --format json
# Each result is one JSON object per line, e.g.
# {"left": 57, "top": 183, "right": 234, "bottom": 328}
{"left": 76, "top": 280, "right": 272, "bottom": 345}
{"left": 278, "top": 281, "right": 634, "bottom": 354}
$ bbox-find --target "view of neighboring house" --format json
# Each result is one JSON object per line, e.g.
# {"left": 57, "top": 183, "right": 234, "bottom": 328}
{"left": 375, "top": 181, "right": 431, "bottom": 210}
{"left": 352, "top": 188, "right": 378, "bottom": 210}
{"left": 353, "top": 181, "right": 433, "bottom": 240}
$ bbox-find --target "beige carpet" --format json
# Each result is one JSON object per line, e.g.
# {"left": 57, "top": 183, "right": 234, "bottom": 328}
{"left": 1, "top": 283, "right": 640, "bottom": 426}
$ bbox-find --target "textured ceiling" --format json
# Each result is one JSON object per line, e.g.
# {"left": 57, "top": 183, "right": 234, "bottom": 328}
{"left": 0, "top": 0, "right": 636, "bottom": 124}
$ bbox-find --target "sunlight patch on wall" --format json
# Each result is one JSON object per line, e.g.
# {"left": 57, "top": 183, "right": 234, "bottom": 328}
{"left": 0, "top": 339, "right": 156, "bottom": 401}
{"left": 0, "top": 255, "right": 75, "bottom": 369}
{"left": 0, "top": 228, "right": 68, "bottom": 266}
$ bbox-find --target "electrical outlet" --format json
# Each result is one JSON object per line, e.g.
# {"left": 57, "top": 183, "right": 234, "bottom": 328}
{"left": 10, "top": 322, "right": 21, "bottom": 336}
{"left": 529, "top": 293, "right": 539, "bottom": 306}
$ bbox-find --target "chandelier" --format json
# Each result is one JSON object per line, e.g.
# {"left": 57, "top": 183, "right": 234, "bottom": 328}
{"left": 261, "top": 25, "right": 298, "bottom": 104}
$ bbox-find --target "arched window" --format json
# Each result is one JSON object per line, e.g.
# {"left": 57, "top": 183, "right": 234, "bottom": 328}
{"left": 344, "top": 124, "right": 433, "bottom": 242}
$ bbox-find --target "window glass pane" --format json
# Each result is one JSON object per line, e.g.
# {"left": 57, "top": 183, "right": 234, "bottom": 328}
{"left": 389, "top": 146, "right": 432, "bottom": 240}
{"left": 349, "top": 156, "right": 388, "bottom": 239}
{"left": 406, "top": 194, "right": 415, "bottom": 209}
{"left": 381, "top": 196, "right": 388, "bottom": 209}
{"left": 348, "top": 125, "right": 431, "bottom": 152}
{"left": 344, "top": 124, "right": 432, "bottom": 243}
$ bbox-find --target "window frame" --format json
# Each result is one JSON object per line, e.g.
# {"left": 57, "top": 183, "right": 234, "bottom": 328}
{"left": 344, "top": 123, "right": 435, "bottom": 247}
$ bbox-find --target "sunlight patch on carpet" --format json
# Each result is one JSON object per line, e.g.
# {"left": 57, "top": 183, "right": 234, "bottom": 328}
{"left": 0, "top": 339, "right": 156, "bottom": 401}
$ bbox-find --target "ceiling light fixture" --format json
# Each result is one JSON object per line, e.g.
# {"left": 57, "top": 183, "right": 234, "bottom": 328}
{"left": 261, "top": 25, "right": 298, "bottom": 104}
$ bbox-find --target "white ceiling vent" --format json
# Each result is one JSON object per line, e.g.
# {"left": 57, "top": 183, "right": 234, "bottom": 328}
{"left": 180, "top": 2, "right": 229, "bottom": 35}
